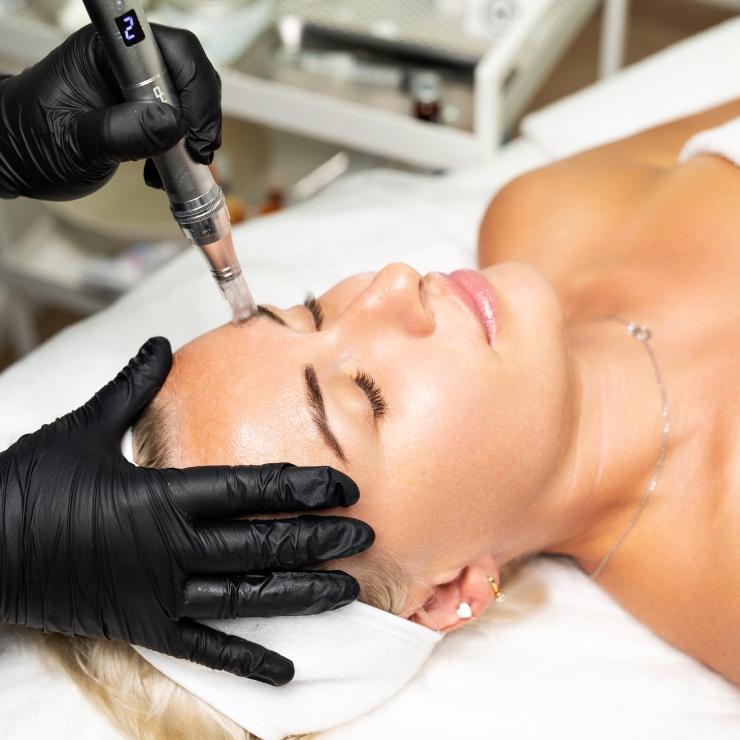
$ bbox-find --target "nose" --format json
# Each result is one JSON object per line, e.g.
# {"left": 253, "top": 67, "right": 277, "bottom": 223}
{"left": 343, "top": 263, "right": 434, "bottom": 338}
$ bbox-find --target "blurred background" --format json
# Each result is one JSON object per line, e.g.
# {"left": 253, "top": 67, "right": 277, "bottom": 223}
{"left": 0, "top": 0, "right": 738, "bottom": 372}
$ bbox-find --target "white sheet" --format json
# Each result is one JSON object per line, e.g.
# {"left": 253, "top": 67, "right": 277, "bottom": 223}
{"left": 523, "top": 17, "right": 740, "bottom": 159}
{"left": 2, "top": 19, "right": 740, "bottom": 738}
{"left": 322, "top": 558, "right": 740, "bottom": 740}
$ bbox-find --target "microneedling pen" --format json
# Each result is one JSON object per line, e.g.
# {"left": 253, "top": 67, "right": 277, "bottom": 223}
{"left": 82, "top": 0, "right": 259, "bottom": 326}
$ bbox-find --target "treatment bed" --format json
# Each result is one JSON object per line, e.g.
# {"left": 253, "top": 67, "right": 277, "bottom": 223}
{"left": 2, "top": 17, "right": 740, "bottom": 739}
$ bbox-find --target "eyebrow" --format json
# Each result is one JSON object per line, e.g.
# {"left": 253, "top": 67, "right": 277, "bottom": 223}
{"left": 257, "top": 305, "right": 287, "bottom": 326}
{"left": 255, "top": 307, "right": 347, "bottom": 462}
{"left": 304, "top": 364, "right": 348, "bottom": 464}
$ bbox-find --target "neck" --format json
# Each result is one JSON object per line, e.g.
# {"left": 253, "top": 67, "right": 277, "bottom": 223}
{"left": 502, "top": 318, "right": 671, "bottom": 575}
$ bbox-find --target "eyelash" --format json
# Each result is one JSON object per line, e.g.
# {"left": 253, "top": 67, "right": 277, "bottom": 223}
{"left": 354, "top": 371, "right": 388, "bottom": 419}
{"left": 304, "top": 293, "right": 324, "bottom": 330}
{"left": 303, "top": 293, "right": 387, "bottom": 420}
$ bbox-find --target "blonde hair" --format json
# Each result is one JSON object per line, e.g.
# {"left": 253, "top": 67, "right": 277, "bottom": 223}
{"left": 132, "top": 391, "right": 174, "bottom": 468}
{"left": 44, "top": 634, "right": 253, "bottom": 740}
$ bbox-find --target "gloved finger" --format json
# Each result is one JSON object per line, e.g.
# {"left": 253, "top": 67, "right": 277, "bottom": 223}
{"left": 165, "top": 620, "right": 294, "bottom": 684}
{"left": 151, "top": 24, "right": 222, "bottom": 165}
{"left": 74, "top": 101, "right": 186, "bottom": 167}
{"left": 143, "top": 157, "right": 164, "bottom": 190}
{"left": 162, "top": 464, "right": 360, "bottom": 517}
{"left": 184, "top": 516, "right": 375, "bottom": 572}
{"left": 179, "top": 571, "right": 361, "bottom": 619}
{"left": 84, "top": 337, "right": 172, "bottom": 438}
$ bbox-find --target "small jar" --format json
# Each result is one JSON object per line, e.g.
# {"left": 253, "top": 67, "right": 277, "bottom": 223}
{"left": 411, "top": 71, "right": 442, "bottom": 124}
{"left": 158, "top": 0, "right": 273, "bottom": 65}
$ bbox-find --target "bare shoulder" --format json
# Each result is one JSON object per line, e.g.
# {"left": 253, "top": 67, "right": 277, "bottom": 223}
{"left": 477, "top": 154, "right": 665, "bottom": 285}
{"left": 478, "top": 96, "right": 740, "bottom": 282}
{"left": 600, "top": 554, "right": 740, "bottom": 685}
{"left": 600, "top": 478, "right": 740, "bottom": 686}
{"left": 697, "top": 552, "right": 740, "bottom": 684}
{"left": 666, "top": 518, "right": 740, "bottom": 685}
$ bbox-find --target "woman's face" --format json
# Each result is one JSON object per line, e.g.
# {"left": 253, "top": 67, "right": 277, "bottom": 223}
{"left": 165, "top": 263, "right": 571, "bottom": 622}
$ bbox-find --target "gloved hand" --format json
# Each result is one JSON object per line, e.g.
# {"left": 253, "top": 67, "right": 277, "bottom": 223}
{"left": 0, "top": 338, "right": 374, "bottom": 685}
{"left": 0, "top": 23, "right": 220, "bottom": 200}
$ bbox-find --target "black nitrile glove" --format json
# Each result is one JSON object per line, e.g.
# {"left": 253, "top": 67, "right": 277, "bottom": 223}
{"left": 0, "top": 338, "right": 374, "bottom": 685}
{"left": 0, "top": 23, "right": 220, "bottom": 200}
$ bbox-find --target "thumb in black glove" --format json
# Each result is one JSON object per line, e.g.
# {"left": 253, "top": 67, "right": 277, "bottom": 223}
{"left": 0, "top": 23, "right": 221, "bottom": 200}
{"left": 0, "top": 338, "right": 374, "bottom": 685}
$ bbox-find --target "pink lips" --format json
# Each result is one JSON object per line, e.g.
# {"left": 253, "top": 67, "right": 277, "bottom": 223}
{"left": 448, "top": 270, "right": 499, "bottom": 346}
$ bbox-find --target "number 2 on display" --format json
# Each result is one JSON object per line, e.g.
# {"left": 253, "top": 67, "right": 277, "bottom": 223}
{"left": 115, "top": 10, "right": 144, "bottom": 47}
{"left": 122, "top": 15, "right": 135, "bottom": 42}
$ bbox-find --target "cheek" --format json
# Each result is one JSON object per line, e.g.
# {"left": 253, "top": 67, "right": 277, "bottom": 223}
{"left": 378, "top": 350, "right": 566, "bottom": 529}
{"left": 381, "top": 361, "right": 496, "bottom": 511}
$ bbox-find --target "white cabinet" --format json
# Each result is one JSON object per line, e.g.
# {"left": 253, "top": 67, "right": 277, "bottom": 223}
{"left": 1, "top": 0, "right": 603, "bottom": 168}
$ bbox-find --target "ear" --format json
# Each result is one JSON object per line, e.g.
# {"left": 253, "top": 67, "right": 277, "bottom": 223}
{"left": 410, "top": 557, "right": 501, "bottom": 632}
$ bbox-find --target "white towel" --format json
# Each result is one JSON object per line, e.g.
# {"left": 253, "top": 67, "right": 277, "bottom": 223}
{"left": 135, "top": 603, "right": 442, "bottom": 740}
{"left": 680, "top": 117, "right": 740, "bottom": 167}
{"left": 121, "top": 428, "right": 136, "bottom": 465}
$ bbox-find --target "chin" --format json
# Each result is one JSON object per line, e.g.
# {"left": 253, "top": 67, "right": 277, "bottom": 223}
{"left": 480, "top": 262, "right": 565, "bottom": 348}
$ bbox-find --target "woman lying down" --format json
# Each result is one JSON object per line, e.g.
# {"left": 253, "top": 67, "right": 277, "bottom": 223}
{"left": 45, "top": 99, "right": 740, "bottom": 738}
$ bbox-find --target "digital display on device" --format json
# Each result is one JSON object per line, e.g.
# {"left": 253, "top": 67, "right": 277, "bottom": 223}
{"left": 115, "top": 10, "right": 145, "bottom": 47}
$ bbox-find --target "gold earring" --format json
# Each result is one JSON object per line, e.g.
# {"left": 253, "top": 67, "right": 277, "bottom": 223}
{"left": 488, "top": 577, "right": 506, "bottom": 603}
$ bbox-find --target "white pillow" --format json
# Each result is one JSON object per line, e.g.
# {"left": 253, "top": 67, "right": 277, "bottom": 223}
{"left": 522, "top": 16, "right": 740, "bottom": 159}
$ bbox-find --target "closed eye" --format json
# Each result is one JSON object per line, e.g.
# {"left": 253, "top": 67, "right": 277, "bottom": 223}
{"left": 304, "top": 293, "right": 324, "bottom": 330}
{"left": 302, "top": 294, "right": 386, "bottom": 421}
{"left": 354, "top": 371, "right": 388, "bottom": 420}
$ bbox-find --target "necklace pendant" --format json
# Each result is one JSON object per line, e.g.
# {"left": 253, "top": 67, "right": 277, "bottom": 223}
{"left": 627, "top": 322, "right": 651, "bottom": 341}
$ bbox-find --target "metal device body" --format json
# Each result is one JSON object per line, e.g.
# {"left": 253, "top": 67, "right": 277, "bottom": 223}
{"left": 83, "top": 0, "right": 258, "bottom": 322}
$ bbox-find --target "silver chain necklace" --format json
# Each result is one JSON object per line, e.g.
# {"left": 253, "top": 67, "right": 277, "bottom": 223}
{"left": 589, "top": 317, "right": 670, "bottom": 580}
